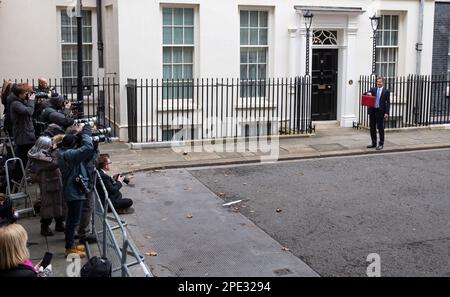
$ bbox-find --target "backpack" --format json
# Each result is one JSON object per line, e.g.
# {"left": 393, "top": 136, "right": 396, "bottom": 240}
{"left": 80, "top": 256, "right": 112, "bottom": 277}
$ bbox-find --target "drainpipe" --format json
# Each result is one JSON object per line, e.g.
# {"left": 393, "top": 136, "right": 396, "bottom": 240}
{"left": 416, "top": 0, "right": 424, "bottom": 74}
{"left": 96, "top": 0, "right": 104, "bottom": 68}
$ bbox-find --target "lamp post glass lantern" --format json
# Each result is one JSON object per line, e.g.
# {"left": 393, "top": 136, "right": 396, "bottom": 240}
{"left": 303, "top": 10, "right": 314, "bottom": 76}
{"left": 370, "top": 14, "right": 381, "bottom": 76}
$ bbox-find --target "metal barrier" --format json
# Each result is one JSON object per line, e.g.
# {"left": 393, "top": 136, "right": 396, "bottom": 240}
{"left": 91, "top": 169, "right": 152, "bottom": 277}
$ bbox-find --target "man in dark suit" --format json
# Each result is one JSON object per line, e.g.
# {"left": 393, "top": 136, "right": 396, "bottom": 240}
{"left": 96, "top": 155, "right": 134, "bottom": 215}
{"left": 365, "top": 77, "right": 390, "bottom": 151}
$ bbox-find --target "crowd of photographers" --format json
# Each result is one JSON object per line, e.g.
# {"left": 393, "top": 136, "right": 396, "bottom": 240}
{"left": 0, "top": 79, "right": 134, "bottom": 277}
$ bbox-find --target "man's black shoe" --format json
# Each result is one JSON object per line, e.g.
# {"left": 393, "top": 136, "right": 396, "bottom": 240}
{"left": 367, "top": 144, "right": 377, "bottom": 149}
{"left": 79, "top": 234, "right": 97, "bottom": 244}
{"left": 376, "top": 145, "right": 384, "bottom": 151}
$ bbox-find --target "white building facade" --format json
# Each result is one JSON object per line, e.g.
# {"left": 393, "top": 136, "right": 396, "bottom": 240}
{"left": 1, "top": 0, "right": 449, "bottom": 141}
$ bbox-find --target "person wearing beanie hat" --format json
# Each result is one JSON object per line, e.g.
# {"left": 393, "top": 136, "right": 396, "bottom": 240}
{"left": 40, "top": 93, "right": 74, "bottom": 129}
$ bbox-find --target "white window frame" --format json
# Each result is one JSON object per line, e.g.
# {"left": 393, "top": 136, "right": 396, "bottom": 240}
{"left": 60, "top": 9, "right": 94, "bottom": 87}
{"left": 239, "top": 9, "right": 269, "bottom": 98}
{"left": 162, "top": 7, "right": 195, "bottom": 100}
{"left": 376, "top": 15, "right": 399, "bottom": 79}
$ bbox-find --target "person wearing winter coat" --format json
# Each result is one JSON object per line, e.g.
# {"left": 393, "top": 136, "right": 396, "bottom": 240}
{"left": 40, "top": 94, "right": 74, "bottom": 129}
{"left": 57, "top": 125, "right": 94, "bottom": 258}
{"left": 28, "top": 136, "right": 66, "bottom": 237}
{"left": 9, "top": 83, "right": 36, "bottom": 169}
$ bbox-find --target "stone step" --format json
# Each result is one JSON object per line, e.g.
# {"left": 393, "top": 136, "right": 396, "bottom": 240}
{"left": 312, "top": 120, "right": 340, "bottom": 129}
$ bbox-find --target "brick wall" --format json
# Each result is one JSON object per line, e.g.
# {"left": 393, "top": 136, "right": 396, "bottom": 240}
{"left": 432, "top": 2, "right": 450, "bottom": 77}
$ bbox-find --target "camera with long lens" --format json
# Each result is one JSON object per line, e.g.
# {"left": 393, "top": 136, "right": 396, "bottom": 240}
{"left": 73, "top": 117, "right": 97, "bottom": 125}
{"left": 73, "top": 117, "right": 97, "bottom": 128}
{"left": 74, "top": 174, "right": 91, "bottom": 194}
{"left": 92, "top": 135, "right": 108, "bottom": 144}
{"left": 35, "top": 91, "right": 50, "bottom": 100}
{"left": 95, "top": 127, "right": 112, "bottom": 135}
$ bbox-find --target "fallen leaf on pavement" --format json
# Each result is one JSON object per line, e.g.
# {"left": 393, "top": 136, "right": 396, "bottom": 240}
{"left": 145, "top": 251, "right": 158, "bottom": 257}
{"left": 281, "top": 247, "right": 290, "bottom": 252}
{"left": 218, "top": 192, "right": 226, "bottom": 197}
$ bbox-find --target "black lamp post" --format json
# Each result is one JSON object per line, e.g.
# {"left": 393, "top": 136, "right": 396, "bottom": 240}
{"left": 303, "top": 10, "right": 314, "bottom": 76}
{"left": 370, "top": 14, "right": 381, "bottom": 76}
{"left": 76, "top": 0, "right": 84, "bottom": 118}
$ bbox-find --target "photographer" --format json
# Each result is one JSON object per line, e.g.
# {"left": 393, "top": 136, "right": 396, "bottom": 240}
{"left": 33, "top": 78, "right": 55, "bottom": 136}
{"left": 28, "top": 136, "right": 66, "bottom": 237}
{"left": 41, "top": 94, "right": 74, "bottom": 129}
{"left": 96, "top": 154, "right": 134, "bottom": 215}
{"left": 2, "top": 82, "right": 17, "bottom": 137}
{"left": 66, "top": 125, "right": 98, "bottom": 244}
{"left": 10, "top": 83, "right": 36, "bottom": 170}
{"left": 57, "top": 124, "right": 94, "bottom": 258}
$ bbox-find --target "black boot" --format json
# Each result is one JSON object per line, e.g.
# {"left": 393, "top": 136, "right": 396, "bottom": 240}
{"left": 41, "top": 224, "right": 54, "bottom": 237}
{"left": 55, "top": 218, "right": 65, "bottom": 232}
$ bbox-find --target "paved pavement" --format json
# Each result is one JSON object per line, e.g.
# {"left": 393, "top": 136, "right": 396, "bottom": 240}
{"left": 189, "top": 149, "right": 450, "bottom": 277}
{"left": 122, "top": 170, "right": 318, "bottom": 277}
{"left": 101, "top": 126, "right": 450, "bottom": 176}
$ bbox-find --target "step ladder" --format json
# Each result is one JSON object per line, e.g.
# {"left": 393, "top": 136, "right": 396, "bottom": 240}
{"left": 4, "top": 158, "right": 35, "bottom": 218}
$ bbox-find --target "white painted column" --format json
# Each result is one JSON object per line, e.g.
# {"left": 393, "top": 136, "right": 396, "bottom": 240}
{"left": 298, "top": 28, "right": 307, "bottom": 76}
{"left": 288, "top": 28, "right": 298, "bottom": 77}
{"left": 340, "top": 27, "right": 359, "bottom": 127}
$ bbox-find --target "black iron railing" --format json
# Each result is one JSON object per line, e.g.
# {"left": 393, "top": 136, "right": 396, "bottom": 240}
{"left": 126, "top": 77, "right": 313, "bottom": 143}
{"left": 2, "top": 78, "right": 119, "bottom": 137}
{"left": 357, "top": 75, "right": 450, "bottom": 129}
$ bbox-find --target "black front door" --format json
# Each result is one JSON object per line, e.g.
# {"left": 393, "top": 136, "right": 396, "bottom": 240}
{"left": 311, "top": 49, "right": 338, "bottom": 121}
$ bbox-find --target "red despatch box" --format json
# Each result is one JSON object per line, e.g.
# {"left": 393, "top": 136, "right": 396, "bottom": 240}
{"left": 361, "top": 95, "right": 376, "bottom": 108}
